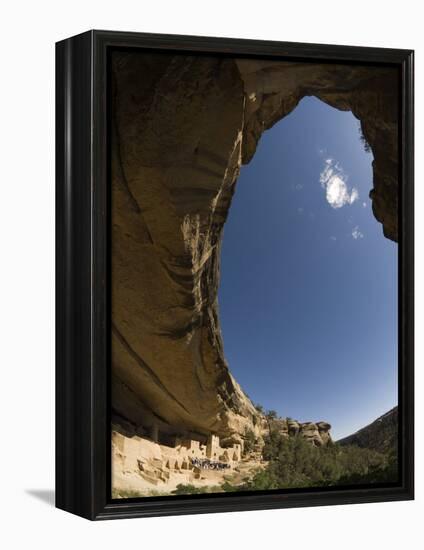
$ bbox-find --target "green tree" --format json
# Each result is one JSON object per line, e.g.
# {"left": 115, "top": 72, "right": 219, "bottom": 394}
{"left": 243, "top": 438, "right": 397, "bottom": 492}
{"left": 265, "top": 409, "right": 278, "bottom": 436}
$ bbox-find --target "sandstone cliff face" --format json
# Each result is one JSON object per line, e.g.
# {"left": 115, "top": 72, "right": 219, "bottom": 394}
{"left": 274, "top": 419, "right": 332, "bottom": 446}
{"left": 111, "top": 51, "right": 398, "bottom": 441}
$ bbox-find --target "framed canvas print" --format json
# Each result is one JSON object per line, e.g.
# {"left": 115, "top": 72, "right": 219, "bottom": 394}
{"left": 56, "top": 30, "right": 414, "bottom": 520}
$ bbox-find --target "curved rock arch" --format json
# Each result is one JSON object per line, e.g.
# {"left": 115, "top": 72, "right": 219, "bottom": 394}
{"left": 111, "top": 52, "right": 398, "bottom": 442}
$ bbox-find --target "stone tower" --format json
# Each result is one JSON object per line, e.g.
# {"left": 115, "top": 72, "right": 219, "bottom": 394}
{"left": 206, "top": 434, "right": 220, "bottom": 459}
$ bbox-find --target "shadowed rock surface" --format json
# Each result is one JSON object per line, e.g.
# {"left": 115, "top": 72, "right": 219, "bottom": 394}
{"left": 111, "top": 51, "right": 398, "bottom": 441}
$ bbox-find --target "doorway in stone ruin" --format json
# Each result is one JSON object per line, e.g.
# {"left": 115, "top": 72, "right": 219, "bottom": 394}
{"left": 218, "top": 96, "right": 398, "bottom": 441}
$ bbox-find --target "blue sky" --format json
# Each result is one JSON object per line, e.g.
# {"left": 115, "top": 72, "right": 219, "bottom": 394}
{"left": 218, "top": 97, "right": 398, "bottom": 440}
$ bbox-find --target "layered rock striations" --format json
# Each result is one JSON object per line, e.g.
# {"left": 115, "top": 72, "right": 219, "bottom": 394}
{"left": 111, "top": 51, "right": 398, "bottom": 442}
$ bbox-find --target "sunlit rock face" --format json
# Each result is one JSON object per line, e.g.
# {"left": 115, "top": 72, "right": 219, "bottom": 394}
{"left": 272, "top": 419, "right": 332, "bottom": 446}
{"left": 299, "top": 422, "right": 332, "bottom": 447}
{"left": 316, "top": 422, "right": 333, "bottom": 446}
{"left": 111, "top": 52, "right": 398, "bottom": 440}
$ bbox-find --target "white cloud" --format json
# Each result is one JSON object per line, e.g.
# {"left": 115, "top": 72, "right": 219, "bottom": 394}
{"left": 352, "top": 226, "right": 364, "bottom": 239}
{"left": 350, "top": 188, "right": 359, "bottom": 203}
{"left": 320, "top": 158, "right": 358, "bottom": 209}
{"left": 362, "top": 201, "right": 367, "bottom": 208}
{"left": 330, "top": 236, "right": 337, "bottom": 241}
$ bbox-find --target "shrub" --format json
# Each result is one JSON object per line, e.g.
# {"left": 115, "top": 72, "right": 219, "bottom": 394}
{"left": 171, "top": 484, "right": 223, "bottom": 495}
{"left": 358, "top": 122, "right": 371, "bottom": 153}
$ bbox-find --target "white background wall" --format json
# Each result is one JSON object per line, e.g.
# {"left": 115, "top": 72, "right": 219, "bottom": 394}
{"left": 0, "top": 0, "right": 421, "bottom": 547}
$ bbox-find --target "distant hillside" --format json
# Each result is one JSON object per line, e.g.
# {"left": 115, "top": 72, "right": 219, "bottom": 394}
{"left": 337, "top": 407, "right": 398, "bottom": 454}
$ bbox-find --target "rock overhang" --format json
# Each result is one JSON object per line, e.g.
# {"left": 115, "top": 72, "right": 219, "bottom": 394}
{"left": 111, "top": 51, "right": 398, "bottom": 440}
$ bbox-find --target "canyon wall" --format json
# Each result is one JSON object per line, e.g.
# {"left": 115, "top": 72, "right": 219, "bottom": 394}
{"left": 338, "top": 407, "right": 398, "bottom": 453}
{"left": 111, "top": 51, "right": 398, "bottom": 443}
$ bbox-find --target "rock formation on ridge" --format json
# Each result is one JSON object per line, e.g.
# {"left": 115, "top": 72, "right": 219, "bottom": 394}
{"left": 271, "top": 418, "right": 332, "bottom": 447}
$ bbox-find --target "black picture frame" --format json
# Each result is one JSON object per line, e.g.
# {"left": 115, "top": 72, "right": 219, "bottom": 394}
{"left": 56, "top": 30, "right": 414, "bottom": 521}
